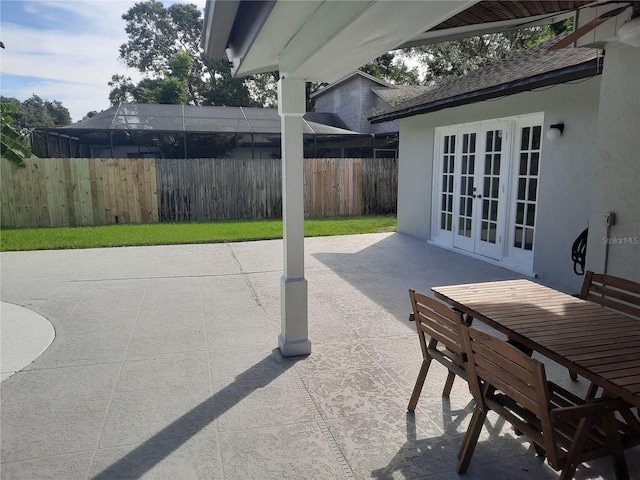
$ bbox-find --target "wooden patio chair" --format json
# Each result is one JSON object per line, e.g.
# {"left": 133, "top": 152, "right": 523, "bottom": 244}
{"left": 569, "top": 271, "right": 640, "bottom": 382}
{"left": 407, "top": 289, "right": 467, "bottom": 411}
{"left": 579, "top": 271, "right": 640, "bottom": 318}
{"left": 457, "top": 323, "right": 640, "bottom": 480}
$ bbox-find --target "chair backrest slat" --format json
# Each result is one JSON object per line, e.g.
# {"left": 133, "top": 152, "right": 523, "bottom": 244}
{"left": 461, "top": 325, "right": 548, "bottom": 420}
{"left": 410, "top": 290, "right": 465, "bottom": 355}
{"left": 580, "top": 271, "right": 640, "bottom": 319}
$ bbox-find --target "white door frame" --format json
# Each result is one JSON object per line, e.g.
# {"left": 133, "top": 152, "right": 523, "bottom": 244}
{"left": 432, "top": 114, "right": 544, "bottom": 271}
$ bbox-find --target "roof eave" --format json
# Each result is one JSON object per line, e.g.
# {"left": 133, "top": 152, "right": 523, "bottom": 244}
{"left": 369, "top": 58, "right": 603, "bottom": 124}
{"left": 201, "top": 0, "right": 242, "bottom": 59}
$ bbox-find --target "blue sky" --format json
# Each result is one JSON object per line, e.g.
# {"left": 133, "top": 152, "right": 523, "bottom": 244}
{"left": 1, "top": 0, "right": 205, "bottom": 122}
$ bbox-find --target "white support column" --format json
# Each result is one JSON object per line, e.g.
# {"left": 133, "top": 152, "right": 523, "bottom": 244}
{"left": 277, "top": 77, "right": 311, "bottom": 357}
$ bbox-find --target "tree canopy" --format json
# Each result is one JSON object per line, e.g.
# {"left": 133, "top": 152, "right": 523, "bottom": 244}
{"left": 360, "top": 53, "right": 421, "bottom": 85}
{"left": 409, "top": 23, "right": 570, "bottom": 85}
{"left": 1, "top": 102, "right": 34, "bottom": 166}
{"left": 111, "top": 0, "right": 266, "bottom": 107}
{"left": 112, "top": 0, "right": 422, "bottom": 109}
{"left": 111, "top": 1, "right": 572, "bottom": 109}
{"left": 0, "top": 95, "right": 72, "bottom": 132}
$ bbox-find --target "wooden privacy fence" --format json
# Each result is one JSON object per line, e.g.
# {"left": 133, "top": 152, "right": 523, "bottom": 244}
{"left": 1, "top": 157, "right": 397, "bottom": 228}
{"left": 1, "top": 158, "right": 158, "bottom": 228}
{"left": 305, "top": 157, "right": 397, "bottom": 217}
{"left": 157, "top": 158, "right": 282, "bottom": 221}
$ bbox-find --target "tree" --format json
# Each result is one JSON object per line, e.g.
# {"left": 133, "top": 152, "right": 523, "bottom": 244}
{"left": 203, "top": 58, "right": 260, "bottom": 107}
{"left": 111, "top": 51, "right": 193, "bottom": 105}
{"left": 361, "top": 52, "right": 421, "bottom": 85}
{"left": 119, "top": 0, "right": 203, "bottom": 104}
{"left": 112, "top": 0, "right": 271, "bottom": 107}
{"left": 80, "top": 111, "right": 100, "bottom": 122}
{"left": 45, "top": 100, "right": 72, "bottom": 127}
{"left": 0, "top": 95, "right": 71, "bottom": 132}
{"left": 409, "top": 24, "right": 568, "bottom": 85}
{"left": 1, "top": 102, "right": 33, "bottom": 166}
{"left": 242, "top": 72, "right": 280, "bottom": 108}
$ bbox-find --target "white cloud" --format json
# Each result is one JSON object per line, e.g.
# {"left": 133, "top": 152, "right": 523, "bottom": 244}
{"left": 0, "top": 0, "right": 207, "bottom": 122}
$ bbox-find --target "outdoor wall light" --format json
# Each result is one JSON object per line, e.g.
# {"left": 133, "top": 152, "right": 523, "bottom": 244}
{"left": 546, "top": 123, "right": 564, "bottom": 140}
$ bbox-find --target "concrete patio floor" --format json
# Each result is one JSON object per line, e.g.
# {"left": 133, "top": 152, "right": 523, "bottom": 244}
{"left": 1, "top": 232, "right": 638, "bottom": 480}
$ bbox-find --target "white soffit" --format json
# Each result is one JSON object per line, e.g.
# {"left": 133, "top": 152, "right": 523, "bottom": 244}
{"left": 575, "top": 2, "right": 634, "bottom": 48}
{"left": 230, "top": 1, "right": 323, "bottom": 77}
{"left": 233, "top": 0, "right": 475, "bottom": 83}
{"left": 399, "top": 11, "right": 575, "bottom": 48}
{"left": 202, "top": 0, "right": 241, "bottom": 58}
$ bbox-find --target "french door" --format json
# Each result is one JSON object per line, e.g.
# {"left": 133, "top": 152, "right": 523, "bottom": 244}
{"left": 433, "top": 114, "right": 543, "bottom": 271}
{"left": 451, "top": 122, "right": 509, "bottom": 260}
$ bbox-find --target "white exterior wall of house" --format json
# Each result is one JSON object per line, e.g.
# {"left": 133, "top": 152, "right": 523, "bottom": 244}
{"left": 586, "top": 44, "right": 640, "bottom": 283}
{"left": 396, "top": 76, "right": 602, "bottom": 293}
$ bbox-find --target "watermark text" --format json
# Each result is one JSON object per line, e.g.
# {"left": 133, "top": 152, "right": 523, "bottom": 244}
{"left": 602, "top": 236, "right": 639, "bottom": 245}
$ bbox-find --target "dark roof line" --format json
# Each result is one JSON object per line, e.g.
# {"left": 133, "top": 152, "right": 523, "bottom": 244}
{"left": 35, "top": 104, "right": 361, "bottom": 136}
{"left": 310, "top": 70, "right": 395, "bottom": 99}
{"left": 369, "top": 32, "right": 603, "bottom": 124}
{"left": 369, "top": 58, "right": 602, "bottom": 124}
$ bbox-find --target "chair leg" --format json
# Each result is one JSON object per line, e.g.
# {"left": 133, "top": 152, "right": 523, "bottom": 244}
{"left": 559, "top": 415, "right": 594, "bottom": 480}
{"left": 442, "top": 370, "right": 456, "bottom": 397}
{"left": 408, "top": 358, "right": 431, "bottom": 411}
{"left": 457, "top": 406, "right": 486, "bottom": 473}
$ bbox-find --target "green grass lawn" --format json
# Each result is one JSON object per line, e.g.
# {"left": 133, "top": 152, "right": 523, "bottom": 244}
{"left": 0, "top": 215, "right": 397, "bottom": 251}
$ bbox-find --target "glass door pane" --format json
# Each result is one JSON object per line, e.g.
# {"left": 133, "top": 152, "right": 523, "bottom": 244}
{"left": 439, "top": 134, "right": 455, "bottom": 232}
{"left": 453, "top": 131, "right": 476, "bottom": 252}
{"left": 513, "top": 125, "right": 541, "bottom": 252}
{"left": 475, "top": 126, "right": 507, "bottom": 260}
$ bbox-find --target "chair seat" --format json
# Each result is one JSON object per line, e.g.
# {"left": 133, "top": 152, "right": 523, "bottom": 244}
{"left": 487, "top": 382, "right": 640, "bottom": 470}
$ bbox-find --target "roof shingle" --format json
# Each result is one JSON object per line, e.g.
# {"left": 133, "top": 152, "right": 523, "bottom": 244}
{"left": 370, "top": 35, "right": 602, "bottom": 124}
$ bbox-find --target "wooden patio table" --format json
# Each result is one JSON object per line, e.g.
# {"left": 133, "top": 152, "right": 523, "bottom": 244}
{"left": 432, "top": 279, "right": 640, "bottom": 409}
{"left": 432, "top": 278, "right": 640, "bottom": 478}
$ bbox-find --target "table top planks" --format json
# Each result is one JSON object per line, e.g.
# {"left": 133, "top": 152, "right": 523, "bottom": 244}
{"left": 432, "top": 279, "right": 640, "bottom": 406}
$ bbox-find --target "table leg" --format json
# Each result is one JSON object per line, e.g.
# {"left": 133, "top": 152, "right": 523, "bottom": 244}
{"left": 600, "top": 411, "right": 630, "bottom": 480}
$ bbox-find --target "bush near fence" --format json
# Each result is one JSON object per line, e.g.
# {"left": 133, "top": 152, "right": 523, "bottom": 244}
{"left": 1, "top": 157, "right": 397, "bottom": 228}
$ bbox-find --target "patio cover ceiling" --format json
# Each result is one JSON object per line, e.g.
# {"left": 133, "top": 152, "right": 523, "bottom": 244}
{"left": 202, "top": 0, "right": 593, "bottom": 82}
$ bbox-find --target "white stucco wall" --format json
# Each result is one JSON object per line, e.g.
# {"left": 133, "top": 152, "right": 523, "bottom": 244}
{"left": 586, "top": 44, "right": 640, "bottom": 283}
{"left": 397, "top": 76, "right": 602, "bottom": 293}
{"left": 396, "top": 116, "right": 434, "bottom": 239}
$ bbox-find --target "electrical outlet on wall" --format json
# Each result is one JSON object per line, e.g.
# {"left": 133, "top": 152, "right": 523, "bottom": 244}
{"left": 603, "top": 212, "right": 616, "bottom": 227}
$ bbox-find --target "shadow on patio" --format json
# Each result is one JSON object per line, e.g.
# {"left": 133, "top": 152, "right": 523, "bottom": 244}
{"left": 1, "top": 233, "right": 637, "bottom": 479}
{"left": 92, "top": 350, "right": 299, "bottom": 479}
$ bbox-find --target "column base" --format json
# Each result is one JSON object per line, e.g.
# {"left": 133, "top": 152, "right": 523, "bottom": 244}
{"left": 278, "top": 335, "right": 311, "bottom": 357}
{"left": 279, "top": 276, "right": 310, "bottom": 357}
